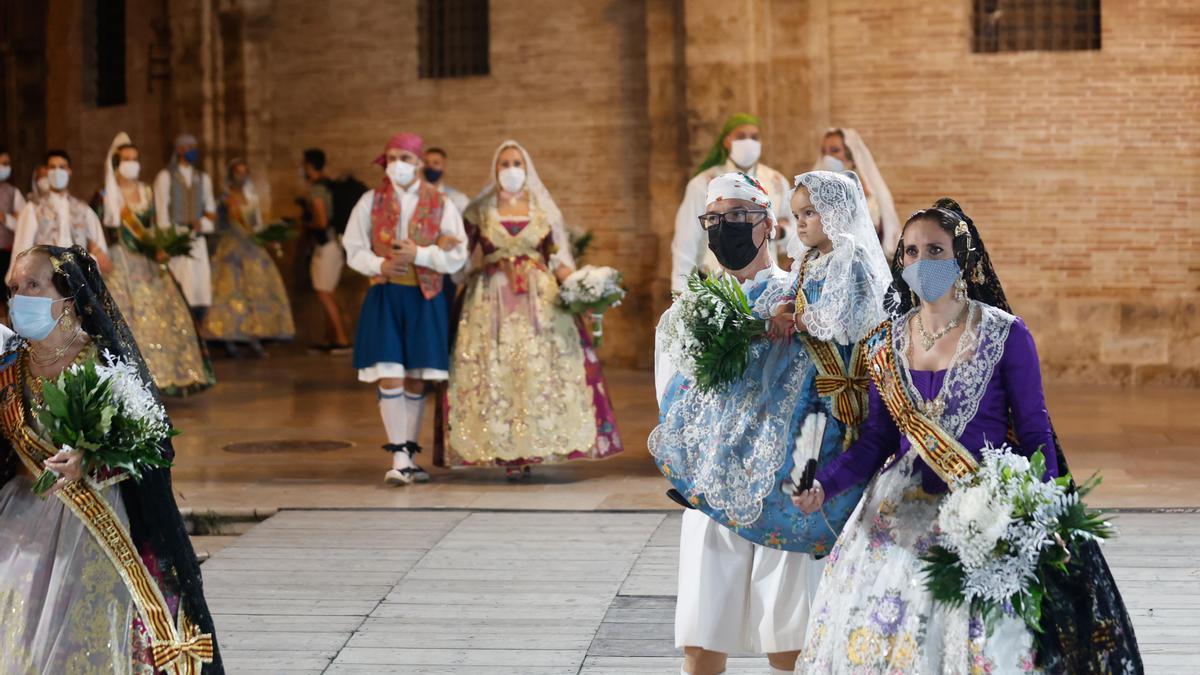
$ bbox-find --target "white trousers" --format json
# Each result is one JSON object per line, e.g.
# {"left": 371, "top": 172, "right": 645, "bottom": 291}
{"left": 675, "top": 509, "right": 825, "bottom": 655}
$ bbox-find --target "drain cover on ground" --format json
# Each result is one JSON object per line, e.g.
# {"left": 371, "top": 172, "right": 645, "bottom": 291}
{"left": 223, "top": 439, "right": 352, "bottom": 454}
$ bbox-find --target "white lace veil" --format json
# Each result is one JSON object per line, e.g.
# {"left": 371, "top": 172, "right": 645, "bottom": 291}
{"left": 790, "top": 170, "right": 892, "bottom": 345}
{"left": 102, "top": 131, "right": 133, "bottom": 227}
{"left": 813, "top": 128, "right": 901, "bottom": 254}
{"left": 464, "top": 139, "right": 574, "bottom": 269}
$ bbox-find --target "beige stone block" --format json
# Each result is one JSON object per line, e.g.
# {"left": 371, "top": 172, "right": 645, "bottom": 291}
{"left": 1101, "top": 333, "right": 1170, "bottom": 367}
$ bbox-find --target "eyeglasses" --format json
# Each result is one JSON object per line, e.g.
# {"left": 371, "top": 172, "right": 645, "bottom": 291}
{"left": 698, "top": 209, "right": 769, "bottom": 232}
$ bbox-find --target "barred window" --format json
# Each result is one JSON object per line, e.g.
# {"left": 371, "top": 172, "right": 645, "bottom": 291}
{"left": 972, "top": 0, "right": 1101, "bottom": 53}
{"left": 418, "top": 0, "right": 489, "bottom": 79}
{"left": 88, "top": 0, "right": 127, "bottom": 107}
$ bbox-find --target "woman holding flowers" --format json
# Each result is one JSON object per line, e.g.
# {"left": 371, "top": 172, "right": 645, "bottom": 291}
{"left": 444, "top": 140, "right": 622, "bottom": 477}
{"left": 792, "top": 200, "right": 1141, "bottom": 673}
{"left": 98, "top": 132, "right": 213, "bottom": 395}
{"left": 650, "top": 170, "right": 891, "bottom": 675}
{"left": 0, "top": 245, "right": 221, "bottom": 673}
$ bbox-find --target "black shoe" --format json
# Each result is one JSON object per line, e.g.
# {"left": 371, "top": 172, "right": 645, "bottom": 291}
{"left": 666, "top": 488, "right": 697, "bottom": 509}
{"left": 328, "top": 343, "right": 353, "bottom": 355}
{"left": 403, "top": 442, "right": 431, "bottom": 483}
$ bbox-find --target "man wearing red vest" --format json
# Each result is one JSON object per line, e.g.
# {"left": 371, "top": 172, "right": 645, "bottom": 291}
{"left": 343, "top": 132, "right": 468, "bottom": 485}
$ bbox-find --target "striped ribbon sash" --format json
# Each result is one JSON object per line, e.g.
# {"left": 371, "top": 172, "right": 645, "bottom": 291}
{"left": 865, "top": 323, "right": 978, "bottom": 485}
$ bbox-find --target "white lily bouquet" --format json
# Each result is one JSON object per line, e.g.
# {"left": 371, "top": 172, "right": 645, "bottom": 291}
{"left": 658, "top": 272, "right": 766, "bottom": 392}
{"left": 31, "top": 351, "right": 176, "bottom": 496}
{"left": 558, "top": 265, "right": 627, "bottom": 347}
{"left": 921, "top": 444, "right": 1112, "bottom": 632}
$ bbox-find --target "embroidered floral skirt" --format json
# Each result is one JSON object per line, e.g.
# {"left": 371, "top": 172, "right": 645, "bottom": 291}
{"left": 106, "top": 245, "right": 214, "bottom": 396}
{"left": 444, "top": 266, "right": 622, "bottom": 467}
{"left": 801, "top": 453, "right": 1038, "bottom": 674}
{"left": 0, "top": 475, "right": 154, "bottom": 673}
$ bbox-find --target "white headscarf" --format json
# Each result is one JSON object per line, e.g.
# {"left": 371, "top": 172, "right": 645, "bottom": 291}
{"left": 465, "top": 140, "right": 574, "bottom": 269}
{"left": 704, "top": 171, "right": 779, "bottom": 236}
{"left": 814, "top": 128, "right": 900, "bottom": 255}
{"left": 102, "top": 131, "right": 133, "bottom": 227}
{"left": 790, "top": 170, "right": 892, "bottom": 345}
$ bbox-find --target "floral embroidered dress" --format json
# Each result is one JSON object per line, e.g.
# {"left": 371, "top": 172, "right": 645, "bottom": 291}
{"left": 801, "top": 302, "right": 1055, "bottom": 673}
{"left": 445, "top": 196, "right": 621, "bottom": 467}
{"left": 102, "top": 183, "right": 214, "bottom": 395}
{"left": 651, "top": 261, "right": 869, "bottom": 554}
{"left": 203, "top": 187, "right": 295, "bottom": 342}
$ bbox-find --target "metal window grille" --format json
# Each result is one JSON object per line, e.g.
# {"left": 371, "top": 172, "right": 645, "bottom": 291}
{"left": 418, "top": 0, "right": 489, "bottom": 79}
{"left": 94, "top": 0, "right": 126, "bottom": 106}
{"left": 972, "top": 0, "right": 1101, "bottom": 53}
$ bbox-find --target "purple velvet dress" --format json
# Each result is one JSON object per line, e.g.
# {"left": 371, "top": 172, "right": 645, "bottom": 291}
{"left": 801, "top": 303, "right": 1058, "bottom": 672}
{"left": 818, "top": 313, "right": 1057, "bottom": 498}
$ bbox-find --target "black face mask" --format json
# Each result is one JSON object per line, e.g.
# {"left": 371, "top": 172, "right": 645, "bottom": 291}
{"left": 707, "top": 221, "right": 766, "bottom": 271}
{"left": 423, "top": 167, "right": 444, "bottom": 184}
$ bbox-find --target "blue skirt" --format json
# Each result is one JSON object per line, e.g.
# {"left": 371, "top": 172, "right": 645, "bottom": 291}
{"left": 353, "top": 283, "right": 450, "bottom": 372}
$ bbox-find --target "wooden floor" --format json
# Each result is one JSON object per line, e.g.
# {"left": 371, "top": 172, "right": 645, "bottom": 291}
{"left": 166, "top": 347, "right": 1200, "bottom": 515}
{"left": 206, "top": 509, "right": 1198, "bottom": 674}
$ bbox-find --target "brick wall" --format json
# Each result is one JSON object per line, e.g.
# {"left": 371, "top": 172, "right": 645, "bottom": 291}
{"left": 652, "top": 0, "right": 1199, "bottom": 385}
{"left": 814, "top": 0, "right": 1200, "bottom": 384}
{"left": 25, "top": 0, "right": 1199, "bottom": 383}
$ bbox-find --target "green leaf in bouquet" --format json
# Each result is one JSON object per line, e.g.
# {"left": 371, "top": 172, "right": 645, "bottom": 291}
{"left": 252, "top": 220, "right": 299, "bottom": 247}
{"left": 920, "top": 545, "right": 968, "bottom": 607}
{"left": 1013, "top": 584, "right": 1045, "bottom": 633}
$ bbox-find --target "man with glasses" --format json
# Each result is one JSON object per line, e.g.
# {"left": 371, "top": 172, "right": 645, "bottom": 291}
{"left": 670, "top": 113, "right": 795, "bottom": 293}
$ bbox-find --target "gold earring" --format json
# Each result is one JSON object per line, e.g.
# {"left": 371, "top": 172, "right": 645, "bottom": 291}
{"left": 954, "top": 278, "right": 968, "bottom": 301}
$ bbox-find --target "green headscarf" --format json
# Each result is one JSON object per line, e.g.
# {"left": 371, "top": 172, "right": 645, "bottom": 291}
{"left": 695, "top": 113, "right": 762, "bottom": 176}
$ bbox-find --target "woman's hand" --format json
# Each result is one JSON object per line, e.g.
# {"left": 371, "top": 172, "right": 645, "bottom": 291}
{"left": 44, "top": 449, "right": 83, "bottom": 493}
{"left": 435, "top": 235, "right": 461, "bottom": 252}
{"left": 554, "top": 264, "right": 572, "bottom": 283}
{"left": 790, "top": 480, "right": 825, "bottom": 514}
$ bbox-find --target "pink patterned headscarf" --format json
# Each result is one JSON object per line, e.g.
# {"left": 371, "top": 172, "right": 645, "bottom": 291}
{"left": 373, "top": 132, "right": 424, "bottom": 167}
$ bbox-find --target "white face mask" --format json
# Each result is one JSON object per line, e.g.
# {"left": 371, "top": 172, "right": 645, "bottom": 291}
{"left": 729, "top": 138, "right": 762, "bottom": 169}
{"left": 48, "top": 168, "right": 70, "bottom": 191}
{"left": 821, "top": 155, "right": 846, "bottom": 172}
{"left": 36, "top": 177, "right": 51, "bottom": 194}
{"left": 497, "top": 166, "right": 526, "bottom": 193}
{"left": 386, "top": 159, "right": 416, "bottom": 187}
{"left": 0, "top": 165, "right": 11, "bottom": 182}
{"left": 117, "top": 161, "right": 140, "bottom": 180}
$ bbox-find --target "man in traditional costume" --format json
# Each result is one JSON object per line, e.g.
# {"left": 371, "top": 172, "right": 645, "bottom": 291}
{"left": 670, "top": 113, "right": 795, "bottom": 293}
{"left": 9, "top": 149, "right": 108, "bottom": 281}
{"left": 343, "top": 132, "right": 468, "bottom": 486}
{"left": 154, "top": 134, "right": 217, "bottom": 322}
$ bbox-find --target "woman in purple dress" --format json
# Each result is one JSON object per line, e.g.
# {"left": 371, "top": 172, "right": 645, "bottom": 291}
{"left": 792, "top": 200, "right": 1141, "bottom": 673}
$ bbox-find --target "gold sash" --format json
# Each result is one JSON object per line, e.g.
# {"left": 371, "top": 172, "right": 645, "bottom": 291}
{"left": 0, "top": 352, "right": 214, "bottom": 674}
{"left": 865, "top": 322, "right": 978, "bottom": 485}
{"left": 801, "top": 335, "right": 870, "bottom": 449}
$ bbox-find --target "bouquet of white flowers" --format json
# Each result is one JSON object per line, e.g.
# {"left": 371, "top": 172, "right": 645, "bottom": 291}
{"left": 31, "top": 350, "right": 176, "bottom": 495}
{"left": 658, "top": 272, "right": 766, "bottom": 392}
{"left": 558, "top": 265, "right": 626, "bottom": 347}
{"left": 921, "top": 444, "right": 1112, "bottom": 632}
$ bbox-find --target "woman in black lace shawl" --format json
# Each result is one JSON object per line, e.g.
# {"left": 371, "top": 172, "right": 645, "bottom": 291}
{"left": 885, "top": 200, "right": 1143, "bottom": 674}
{"left": 0, "top": 245, "right": 221, "bottom": 673}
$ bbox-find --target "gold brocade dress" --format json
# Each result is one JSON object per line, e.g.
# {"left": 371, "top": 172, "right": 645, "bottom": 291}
{"left": 0, "top": 344, "right": 154, "bottom": 674}
{"left": 104, "top": 185, "right": 214, "bottom": 396}
{"left": 445, "top": 202, "right": 623, "bottom": 467}
{"left": 203, "top": 191, "right": 295, "bottom": 342}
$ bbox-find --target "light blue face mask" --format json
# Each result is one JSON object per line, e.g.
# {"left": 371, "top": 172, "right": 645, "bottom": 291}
{"left": 901, "top": 258, "right": 960, "bottom": 303}
{"left": 9, "top": 295, "right": 70, "bottom": 341}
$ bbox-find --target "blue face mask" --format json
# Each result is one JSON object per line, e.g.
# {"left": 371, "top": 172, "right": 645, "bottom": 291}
{"left": 9, "top": 295, "right": 70, "bottom": 341}
{"left": 183, "top": 148, "right": 201, "bottom": 165}
{"left": 901, "top": 258, "right": 960, "bottom": 303}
